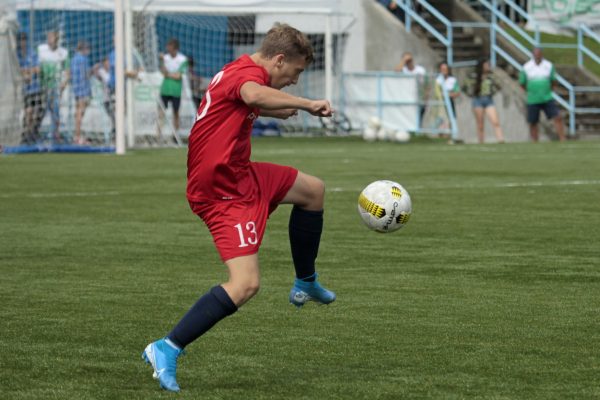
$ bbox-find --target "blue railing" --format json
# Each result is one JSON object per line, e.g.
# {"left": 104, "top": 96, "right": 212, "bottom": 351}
{"left": 479, "top": 0, "right": 600, "bottom": 135}
{"left": 396, "top": 0, "right": 452, "bottom": 65}
{"left": 390, "top": 0, "right": 600, "bottom": 136}
{"left": 578, "top": 24, "right": 600, "bottom": 69}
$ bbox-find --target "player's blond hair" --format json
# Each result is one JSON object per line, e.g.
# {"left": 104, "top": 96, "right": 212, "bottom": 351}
{"left": 259, "top": 23, "right": 314, "bottom": 64}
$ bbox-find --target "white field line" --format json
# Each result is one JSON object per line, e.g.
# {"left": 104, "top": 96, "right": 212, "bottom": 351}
{"left": 329, "top": 179, "right": 600, "bottom": 193}
{"left": 0, "top": 191, "right": 121, "bottom": 199}
{"left": 2, "top": 179, "right": 599, "bottom": 199}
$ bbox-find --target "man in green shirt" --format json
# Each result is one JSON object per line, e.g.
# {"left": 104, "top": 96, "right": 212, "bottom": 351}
{"left": 519, "top": 48, "right": 565, "bottom": 142}
{"left": 158, "top": 38, "right": 187, "bottom": 137}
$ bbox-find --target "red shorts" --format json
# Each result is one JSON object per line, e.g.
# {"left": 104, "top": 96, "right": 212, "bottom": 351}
{"left": 189, "top": 162, "right": 298, "bottom": 262}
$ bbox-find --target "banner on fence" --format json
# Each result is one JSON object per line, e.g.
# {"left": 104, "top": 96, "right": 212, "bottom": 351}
{"left": 528, "top": 0, "right": 600, "bottom": 34}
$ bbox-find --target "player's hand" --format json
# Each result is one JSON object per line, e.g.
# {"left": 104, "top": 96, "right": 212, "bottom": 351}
{"left": 307, "top": 99, "right": 333, "bottom": 117}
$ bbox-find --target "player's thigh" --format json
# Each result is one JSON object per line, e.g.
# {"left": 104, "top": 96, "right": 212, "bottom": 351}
{"left": 191, "top": 200, "right": 268, "bottom": 262}
{"left": 485, "top": 106, "right": 500, "bottom": 125}
{"left": 473, "top": 106, "right": 485, "bottom": 125}
{"left": 172, "top": 97, "right": 181, "bottom": 114}
{"left": 543, "top": 101, "right": 560, "bottom": 121}
{"left": 280, "top": 171, "right": 325, "bottom": 210}
{"left": 526, "top": 104, "right": 540, "bottom": 125}
{"left": 225, "top": 254, "right": 260, "bottom": 287}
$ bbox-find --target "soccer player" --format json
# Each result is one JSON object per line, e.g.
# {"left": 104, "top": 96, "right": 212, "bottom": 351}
{"left": 142, "top": 23, "right": 336, "bottom": 393}
{"left": 519, "top": 48, "right": 565, "bottom": 142}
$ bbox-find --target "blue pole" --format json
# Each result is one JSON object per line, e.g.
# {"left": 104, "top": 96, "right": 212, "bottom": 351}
{"left": 447, "top": 24, "right": 453, "bottom": 66}
{"left": 405, "top": 0, "right": 411, "bottom": 32}
{"left": 377, "top": 72, "right": 383, "bottom": 121}
{"left": 490, "top": 1, "right": 497, "bottom": 68}
{"left": 569, "top": 89, "right": 575, "bottom": 135}
{"left": 577, "top": 26, "right": 583, "bottom": 68}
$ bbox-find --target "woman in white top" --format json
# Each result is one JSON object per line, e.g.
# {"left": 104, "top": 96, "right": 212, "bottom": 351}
{"left": 436, "top": 62, "right": 460, "bottom": 117}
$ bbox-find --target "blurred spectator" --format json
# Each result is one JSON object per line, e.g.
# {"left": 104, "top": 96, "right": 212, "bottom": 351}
{"left": 395, "top": 52, "right": 427, "bottom": 122}
{"left": 38, "top": 30, "right": 70, "bottom": 143}
{"left": 463, "top": 59, "right": 505, "bottom": 143}
{"left": 436, "top": 62, "right": 460, "bottom": 118}
{"left": 106, "top": 48, "right": 141, "bottom": 105}
{"left": 16, "top": 32, "right": 43, "bottom": 144}
{"left": 158, "top": 38, "right": 187, "bottom": 136}
{"left": 95, "top": 57, "right": 115, "bottom": 135}
{"left": 71, "top": 41, "right": 93, "bottom": 144}
{"left": 187, "top": 56, "right": 204, "bottom": 111}
{"left": 378, "top": 0, "right": 423, "bottom": 23}
{"left": 519, "top": 48, "right": 565, "bottom": 142}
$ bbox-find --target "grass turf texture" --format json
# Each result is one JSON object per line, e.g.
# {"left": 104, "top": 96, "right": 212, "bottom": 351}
{"left": 1, "top": 137, "right": 600, "bottom": 399}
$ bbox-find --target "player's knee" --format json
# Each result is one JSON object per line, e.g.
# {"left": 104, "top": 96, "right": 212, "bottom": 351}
{"left": 306, "top": 177, "right": 325, "bottom": 210}
{"left": 237, "top": 276, "right": 260, "bottom": 299}
{"left": 242, "top": 280, "right": 260, "bottom": 300}
{"left": 311, "top": 177, "right": 325, "bottom": 201}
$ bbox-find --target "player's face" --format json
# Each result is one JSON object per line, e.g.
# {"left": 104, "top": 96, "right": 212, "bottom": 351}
{"left": 47, "top": 32, "right": 58, "bottom": 49}
{"left": 270, "top": 55, "right": 307, "bottom": 89}
{"left": 439, "top": 63, "right": 449, "bottom": 76}
{"left": 533, "top": 48, "right": 543, "bottom": 64}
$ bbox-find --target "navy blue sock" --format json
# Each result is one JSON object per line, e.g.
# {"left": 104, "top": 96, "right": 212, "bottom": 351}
{"left": 289, "top": 206, "right": 323, "bottom": 282}
{"left": 168, "top": 285, "right": 237, "bottom": 349}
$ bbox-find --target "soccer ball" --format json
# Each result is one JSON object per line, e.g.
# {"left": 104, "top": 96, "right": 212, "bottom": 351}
{"left": 393, "top": 130, "right": 410, "bottom": 143}
{"left": 358, "top": 180, "right": 412, "bottom": 233}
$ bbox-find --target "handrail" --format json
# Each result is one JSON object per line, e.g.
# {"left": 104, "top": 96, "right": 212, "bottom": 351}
{"left": 478, "top": 0, "right": 585, "bottom": 135}
{"left": 396, "top": 0, "right": 452, "bottom": 65}
{"left": 479, "top": 0, "right": 538, "bottom": 47}
{"left": 578, "top": 24, "right": 600, "bottom": 67}
{"left": 383, "top": 0, "right": 600, "bottom": 136}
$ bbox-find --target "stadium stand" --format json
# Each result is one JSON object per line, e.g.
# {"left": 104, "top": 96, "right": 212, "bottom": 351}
{"left": 379, "top": 0, "right": 600, "bottom": 141}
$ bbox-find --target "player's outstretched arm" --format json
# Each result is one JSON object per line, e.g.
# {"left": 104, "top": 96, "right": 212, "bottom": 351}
{"left": 260, "top": 109, "right": 298, "bottom": 119}
{"left": 241, "top": 81, "right": 332, "bottom": 117}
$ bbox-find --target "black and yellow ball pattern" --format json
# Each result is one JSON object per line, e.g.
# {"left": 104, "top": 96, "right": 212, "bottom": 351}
{"left": 358, "top": 193, "right": 386, "bottom": 219}
{"left": 396, "top": 212, "right": 411, "bottom": 224}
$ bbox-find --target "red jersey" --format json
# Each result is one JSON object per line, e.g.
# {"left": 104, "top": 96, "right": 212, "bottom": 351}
{"left": 186, "top": 54, "right": 270, "bottom": 202}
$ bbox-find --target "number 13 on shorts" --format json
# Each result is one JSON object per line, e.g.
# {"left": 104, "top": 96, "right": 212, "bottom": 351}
{"left": 234, "top": 222, "right": 258, "bottom": 248}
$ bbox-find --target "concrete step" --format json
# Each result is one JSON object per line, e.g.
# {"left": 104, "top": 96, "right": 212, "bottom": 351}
{"left": 430, "top": 41, "right": 483, "bottom": 50}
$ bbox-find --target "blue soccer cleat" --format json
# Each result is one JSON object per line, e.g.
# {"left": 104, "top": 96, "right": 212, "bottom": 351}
{"left": 289, "top": 273, "right": 336, "bottom": 307}
{"left": 142, "top": 338, "right": 184, "bottom": 392}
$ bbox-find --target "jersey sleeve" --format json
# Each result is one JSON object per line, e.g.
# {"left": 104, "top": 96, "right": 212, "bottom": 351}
{"left": 229, "top": 65, "right": 268, "bottom": 101}
{"left": 550, "top": 65, "right": 556, "bottom": 81}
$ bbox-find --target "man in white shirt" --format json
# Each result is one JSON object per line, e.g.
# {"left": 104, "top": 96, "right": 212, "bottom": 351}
{"left": 395, "top": 52, "right": 428, "bottom": 123}
{"left": 158, "top": 38, "right": 187, "bottom": 137}
{"left": 38, "top": 31, "right": 69, "bottom": 142}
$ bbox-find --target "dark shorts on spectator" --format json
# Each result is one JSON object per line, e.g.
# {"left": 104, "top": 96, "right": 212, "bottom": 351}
{"left": 161, "top": 95, "right": 181, "bottom": 113}
{"left": 527, "top": 101, "right": 559, "bottom": 124}
{"left": 472, "top": 95, "right": 494, "bottom": 109}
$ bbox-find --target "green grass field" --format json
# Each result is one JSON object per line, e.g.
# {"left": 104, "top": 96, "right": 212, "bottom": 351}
{"left": 2, "top": 137, "right": 600, "bottom": 399}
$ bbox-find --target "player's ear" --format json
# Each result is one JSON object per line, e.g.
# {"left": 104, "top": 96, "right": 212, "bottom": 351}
{"left": 274, "top": 54, "right": 285, "bottom": 67}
